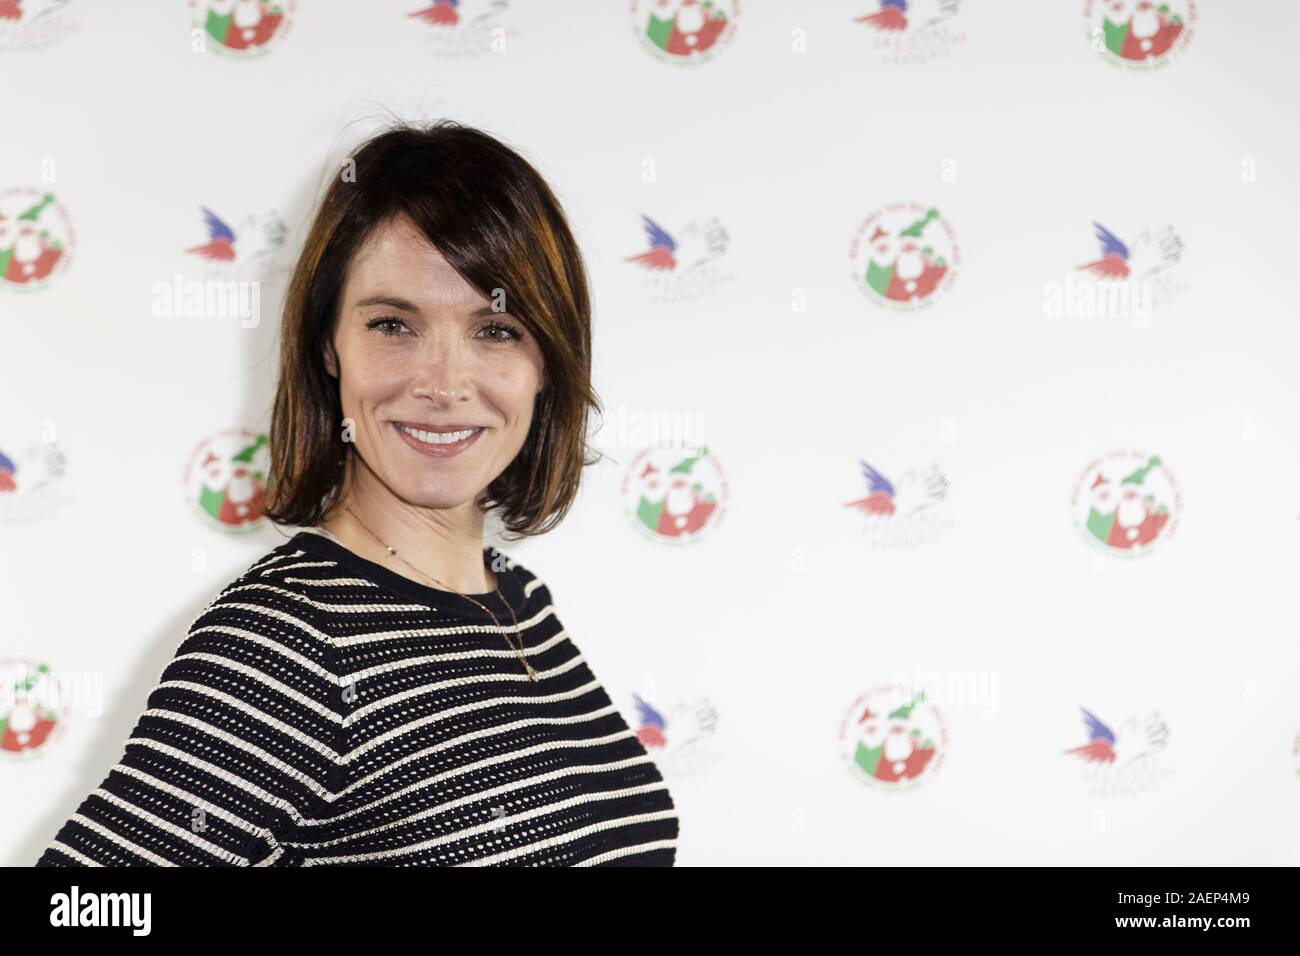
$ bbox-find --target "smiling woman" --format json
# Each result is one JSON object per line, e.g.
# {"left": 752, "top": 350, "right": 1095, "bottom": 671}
{"left": 266, "top": 120, "right": 594, "bottom": 550}
{"left": 34, "top": 121, "right": 681, "bottom": 868}
{"left": 316, "top": 211, "right": 551, "bottom": 571}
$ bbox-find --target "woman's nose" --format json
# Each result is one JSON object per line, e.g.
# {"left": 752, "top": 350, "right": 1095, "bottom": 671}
{"left": 410, "top": 335, "right": 474, "bottom": 399}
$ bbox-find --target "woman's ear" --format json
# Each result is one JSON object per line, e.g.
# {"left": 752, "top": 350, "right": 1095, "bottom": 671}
{"left": 323, "top": 338, "right": 338, "bottom": 378}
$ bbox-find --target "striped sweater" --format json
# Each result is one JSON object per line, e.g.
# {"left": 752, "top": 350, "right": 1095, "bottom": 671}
{"left": 35, "top": 529, "right": 679, "bottom": 866}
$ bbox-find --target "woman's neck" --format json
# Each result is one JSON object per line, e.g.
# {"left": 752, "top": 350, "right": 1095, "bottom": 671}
{"left": 320, "top": 479, "right": 495, "bottom": 595}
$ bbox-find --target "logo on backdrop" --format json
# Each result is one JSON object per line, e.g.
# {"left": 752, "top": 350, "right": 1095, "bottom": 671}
{"left": 156, "top": 205, "right": 290, "bottom": 323}
{"left": 0, "top": 188, "right": 74, "bottom": 292}
{"left": 624, "top": 213, "right": 734, "bottom": 303}
{"left": 1071, "top": 451, "right": 1180, "bottom": 557}
{"left": 406, "top": 0, "right": 517, "bottom": 56}
{"left": 182, "top": 205, "right": 289, "bottom": 278}
{"left": 621, "top": 446, "right": 728, "bottom": 544}
{"left": 191, "top": 0, "right": 295, "bottom": 58}
{"left": 850, "top": 203, "right": 958, "bottom": 311}
{"left": 630, "top": 0, "right": 738, "bottom": 65}
{"left": 628, "top": 691, "right": 722, "bottom": 779}
{"left": 0, "top": 660, "right": 67, "bottom": 760}
{"left": 1064, "top": 706, "right": 1173, "bottom": 795}
{"left": 0, "top": 0, "right": 80, "bottom": 52}
{"left": 1084, "top": 0, "right": 1194, "bottom": 69}
{"left": 184, "top": 429, "right": 270, "bottom": 532}
{"left": 0, "top": 437, "right": 69, "bottom": 524}
{"left": 840, "top": 686, "right": 946, "bottom": 791}
{"left": 1055, "top": 221, "right": 1190, "bottom": 314}
{"left": 853, "top": 0, "right": 966, "bottom": 65}
{"left": 843, "top": 458, "right": 953, "bottom": 548}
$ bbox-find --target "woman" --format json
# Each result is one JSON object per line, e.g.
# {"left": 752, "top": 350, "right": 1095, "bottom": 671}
{"left": 36, "top": 121, "right": 680, "bottom": 866}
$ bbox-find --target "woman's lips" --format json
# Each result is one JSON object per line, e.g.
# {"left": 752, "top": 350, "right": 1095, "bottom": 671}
{"left": 392, "top": 422, "right": 484, "bottom": 458}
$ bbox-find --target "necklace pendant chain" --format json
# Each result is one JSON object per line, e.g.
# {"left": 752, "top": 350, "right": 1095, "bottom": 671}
{"left": 342, "top": 505, "right": 538, "bottom": 682}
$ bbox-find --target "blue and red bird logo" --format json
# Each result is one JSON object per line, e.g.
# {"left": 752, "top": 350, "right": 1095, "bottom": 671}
{"left": 1076, "top": 222, "right": 1131, "bottom": 279}
{"left": 185, "top": 207, "right": 237, "bottom": 262}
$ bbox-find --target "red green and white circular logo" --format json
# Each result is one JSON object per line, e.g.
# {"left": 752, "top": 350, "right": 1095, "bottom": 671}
{"left": 0, "top": 188, "right": 74, "bottom": 293}
{"left": 1071, "top": 450, "right": 1180, "bottom": 556}
{"left": 850, "top": 202, "right": 958, "bottom": 311}
{"left": 839, "top": 685, "right": 946, "bottom": 791}
{"left": 621, "top": 445, "right": 728, "bottom": 544}
{"left": 183, "top": 429, "right": 270, "bottom": 532}
{"left": 0, "top": 660, "right": 68, "bottom": 760}
{"left": 630, "top": 0, "right": 738, "bottom": 65}
{"left": 191, "top": 0, "right": 295, "bottom": 58}
{"left": 1085, "top": 0, "right": 1195, "bottom": 70}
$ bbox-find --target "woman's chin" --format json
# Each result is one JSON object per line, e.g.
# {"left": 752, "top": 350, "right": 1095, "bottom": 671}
{"left": 395, "top": 481, "right": 483, "bottom": 512}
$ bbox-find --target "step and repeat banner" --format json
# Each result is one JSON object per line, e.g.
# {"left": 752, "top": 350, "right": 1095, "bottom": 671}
{"left": 2, "top": 1, "right": 1298, "bottom": 865}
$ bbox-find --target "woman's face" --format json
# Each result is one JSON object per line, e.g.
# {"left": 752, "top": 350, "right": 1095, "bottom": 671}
{"left": 324, "top": 213, "right": 545, "bottom": 517}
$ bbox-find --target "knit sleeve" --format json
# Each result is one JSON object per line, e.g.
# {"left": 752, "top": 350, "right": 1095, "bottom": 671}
{"left": 522, "top": 564, "right": 557, "bottom": 609}
{"left": 34, "top": 577, "right": 344, "bottom": 867}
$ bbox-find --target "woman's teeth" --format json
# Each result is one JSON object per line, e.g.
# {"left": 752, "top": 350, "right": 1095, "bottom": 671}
{"left": 399, "top": 424, "right": 482, "bottom": 445}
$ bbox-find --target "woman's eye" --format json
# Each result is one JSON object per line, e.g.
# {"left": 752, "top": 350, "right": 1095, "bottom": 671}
{"left": 481, "top": 321, "right": 522, "bottom": 342}
{"left": 366, "top": 316, "right": 407, "bottom": 336}
{"left": 365, "top": 317, "right": 522, "bottom": 341}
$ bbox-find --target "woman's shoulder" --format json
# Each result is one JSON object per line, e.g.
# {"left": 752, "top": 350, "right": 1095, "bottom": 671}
{"left": 185, "top": 533, "right": 339, "bottom": 651}
{"left": 123, "top": 536, "right": 347, "bottom": 758}
{"left": 215, "top": 529, "right": 400, "bottom": 610}
{"left": 490, "top": 546, "right": 560, "bottom": 613}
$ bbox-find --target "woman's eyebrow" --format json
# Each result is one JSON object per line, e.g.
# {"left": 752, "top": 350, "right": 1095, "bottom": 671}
{"left": 355, "top": 294, "right": 420, "bottom": 311}
{"left": 353, "top": 295, "right": 500, "bottom": 318}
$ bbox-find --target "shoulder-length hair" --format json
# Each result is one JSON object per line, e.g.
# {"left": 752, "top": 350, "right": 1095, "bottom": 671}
{"left": 261, "top": 119, "right": 599, "bottom": 540}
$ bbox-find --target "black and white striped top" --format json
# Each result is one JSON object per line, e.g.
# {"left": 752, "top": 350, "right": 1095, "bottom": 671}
{"left": 35, "top": 529, "right": 679, "bottom": 867}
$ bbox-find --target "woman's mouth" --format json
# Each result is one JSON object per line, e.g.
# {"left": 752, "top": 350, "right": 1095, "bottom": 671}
{"left": 392, "top": 422, "right": 485, "bottom": 458}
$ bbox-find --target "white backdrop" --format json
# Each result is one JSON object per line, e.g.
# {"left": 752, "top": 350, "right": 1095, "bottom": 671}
{"left": 3, "top": 0, "right": 1299, "bottom": 866}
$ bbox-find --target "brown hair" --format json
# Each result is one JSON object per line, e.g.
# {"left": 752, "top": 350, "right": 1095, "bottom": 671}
{"left": 260, "top": 119, "right": 599, "bottom": 540}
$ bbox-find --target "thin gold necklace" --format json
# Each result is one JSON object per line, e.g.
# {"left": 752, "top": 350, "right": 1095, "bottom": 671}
{"left": 340, "top": 505, "right": 538, "bottom": 682}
